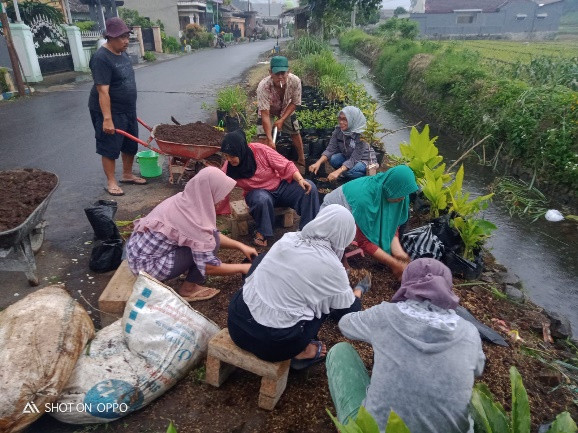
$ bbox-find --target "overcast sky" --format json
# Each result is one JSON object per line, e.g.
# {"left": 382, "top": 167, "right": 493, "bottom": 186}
{"left": 381, "top": 0, "right": 411, "bottom": 9}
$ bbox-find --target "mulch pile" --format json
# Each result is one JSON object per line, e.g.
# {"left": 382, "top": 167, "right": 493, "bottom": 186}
{"left": 154, "top": 122, "right": 225, "bottom": 146}
{"left": 0, "top": 169, "right": 58, "bottom": 232}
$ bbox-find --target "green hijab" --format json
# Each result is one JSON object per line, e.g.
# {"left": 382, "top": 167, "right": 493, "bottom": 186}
{"left": 342, "top": 165, "right": 418, "bottom": 253}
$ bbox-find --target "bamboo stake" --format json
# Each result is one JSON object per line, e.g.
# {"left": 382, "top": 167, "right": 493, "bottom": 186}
{"left": 446, "top": 135, "right": 492, "bottom": 173}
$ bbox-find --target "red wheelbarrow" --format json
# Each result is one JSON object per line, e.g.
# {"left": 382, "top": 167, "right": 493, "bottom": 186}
{"left": 116, "top": 118, "right": 221, "bottom": 184}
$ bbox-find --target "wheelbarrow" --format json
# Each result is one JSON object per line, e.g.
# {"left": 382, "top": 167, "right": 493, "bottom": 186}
{"left": 0, "top": 174, "right": 59, "bottom": 286}
{"left": 115, "top": 118, "right": 221, "bottom": 184}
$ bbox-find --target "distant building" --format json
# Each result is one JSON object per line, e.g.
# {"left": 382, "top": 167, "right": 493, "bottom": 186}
{"left": 410, "top": 0, "right": 564, "bottom": 40}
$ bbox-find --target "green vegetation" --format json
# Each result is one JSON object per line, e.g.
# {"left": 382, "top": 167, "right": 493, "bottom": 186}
{"left": 119, "top": 7, "right": 162, "bottom": 29}
{"left": 162, "top": 34, "right": 181, "bottom": 53}
{"left": 471, "top": 366, "right": 577, "bottom": 433}
{"left": 328, "top": 406, "right": 411, "bottom": 433}
{"left": 215, "top": 85, "right": 248, "bottom": 119}
{"left": 491, "top": 177, "right": 548, "bottom": 222}
{"left": 6, "top": 0, "right": 64, "bottom": 24}
{"left": 74, "top": 21, "right": 97, "bottom": 32}
{"left": 339, "top": 30, "right": 578, "bottom": 194}
{"left": 181, "top": 23, "right": 214, "bottom": 48}
{"left": 143, "top": 51, "right": 156, "bottom": 62}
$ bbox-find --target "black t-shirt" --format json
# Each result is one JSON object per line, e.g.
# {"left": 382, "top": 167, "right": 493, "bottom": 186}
{"left": 88, "top": 47, "right": 137, "bottom": 114}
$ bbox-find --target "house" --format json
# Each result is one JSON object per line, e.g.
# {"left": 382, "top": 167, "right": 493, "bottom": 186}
{"left": 410, "top": 0, "right": 565, "bottom": 40}
{"left": 121, "top": 0, "right": 214, "bottom": 38}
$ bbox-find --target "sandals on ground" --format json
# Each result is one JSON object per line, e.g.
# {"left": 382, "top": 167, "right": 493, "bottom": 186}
{"left": 179, "top": 287, "right": 220, "bottom": 302}
{"left": 253, "top": 233, "right": 267, "bottom": 247}
{"left": 290, "top": 340, "right": 326, "bottom": 370}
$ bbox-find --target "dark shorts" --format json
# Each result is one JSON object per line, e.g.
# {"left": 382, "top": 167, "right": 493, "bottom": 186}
{"left": 90, "top": 110, "right": 138, "bottom": 159}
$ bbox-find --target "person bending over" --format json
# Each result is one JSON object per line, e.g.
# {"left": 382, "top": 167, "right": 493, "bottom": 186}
{"left": 126, "top": 167, "right": 256, "bottom": 301}
{"left": 327, "top": 258, "right": 485, "bottom": 433}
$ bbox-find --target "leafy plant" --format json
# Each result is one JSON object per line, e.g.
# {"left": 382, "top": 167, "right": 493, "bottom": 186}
{"left": 471, "top": 366, "right": 577, "bottom": 433}
{"left": 6, "top": 0, "right": 64, "bottom": 24}
{"left": 75, "top": 21, "right": 97, "bottom": 32}
{"left": 419, "top": 166, "right": 448, "bottom": 218}
{"left": 399, "top": 125, "right": 450, "bottom": 184}
{"left": 215, "top": 85, "right": 248, "bottom": 119}
{"left": 0, "top": 68, "right": 9, "bottom": 94}
{"left": 143, "top": 51, "right": 156, "bottom": 62}
{"left": 162, "top": 34, "right": 181, "bottom": 53}
{"left": 166, "top": 421, "right": 177, "bottom": 433}
{"left": 327, "top": 406, "right": 411, "bottom": 433}
{"left": 451, "top": 216, "right": 496, "bottom": 261}
{"left": 449, "top": 165, "right": 494, "bottom": 218}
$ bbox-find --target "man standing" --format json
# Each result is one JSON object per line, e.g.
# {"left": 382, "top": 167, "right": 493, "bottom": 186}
{"left": 89, "top": 17, "right": 146, "bottom": 196}
{"left": 256, "top": 56, "right": 306, "bottom": 167}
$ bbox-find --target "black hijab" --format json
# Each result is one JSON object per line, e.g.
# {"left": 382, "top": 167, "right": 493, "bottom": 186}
{"left": 220, "top": 129, "right": 257, "bottom": 180}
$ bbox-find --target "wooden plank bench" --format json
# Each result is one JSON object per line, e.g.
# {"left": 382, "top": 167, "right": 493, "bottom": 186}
{"left": 229, "top": 200, "right": 295, "bottom": 238}
{"left": 205, "top": 328, "right": 291, "bottom": 410}
{"left": 98, "top": 260, "right": 137, "bottom": 327}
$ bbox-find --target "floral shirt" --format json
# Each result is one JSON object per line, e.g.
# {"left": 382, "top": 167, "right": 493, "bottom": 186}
{"left": 256, "top": 73, "right": 301, "bottom": 118}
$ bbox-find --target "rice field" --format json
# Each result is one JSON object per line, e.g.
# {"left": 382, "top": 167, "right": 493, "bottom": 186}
{"left": 449, "top": 39, "right": 578, "bottom": 64}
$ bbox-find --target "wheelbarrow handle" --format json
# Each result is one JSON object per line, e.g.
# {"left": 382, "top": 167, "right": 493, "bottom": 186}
{"left": 137, "top": 117, "right": 153, "bottom": 131}
{"left": 115, "top": 128, "right": 164, "bottom": 154}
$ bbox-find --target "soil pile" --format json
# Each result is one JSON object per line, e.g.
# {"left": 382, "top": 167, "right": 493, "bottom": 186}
{"left": 155, "top": 122, "right": 225, "bottom": 146}
{"left": 0, "top": 169, "right": 58, "bottom": 232}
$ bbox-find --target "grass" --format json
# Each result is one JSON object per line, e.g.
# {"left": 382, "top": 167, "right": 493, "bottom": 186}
{"left": 490, "top": 177, "right": 549, "bottom": 222}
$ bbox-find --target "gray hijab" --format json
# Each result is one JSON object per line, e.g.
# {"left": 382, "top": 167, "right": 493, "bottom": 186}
{"left": 341, "top": 106, "right": 367, "bottom": 137}
{"left": 391, "top": 258, "right": 459, "bottom": 310}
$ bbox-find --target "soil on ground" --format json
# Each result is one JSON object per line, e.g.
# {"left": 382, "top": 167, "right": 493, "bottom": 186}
{"left": 154, "top": 122, "right": 225, "bottom": 147}
{"left": 26, "top": 197, "right": 577, "bottom": 433}
{"left": 0, "top": 169, "right": 58, "bottom": 232}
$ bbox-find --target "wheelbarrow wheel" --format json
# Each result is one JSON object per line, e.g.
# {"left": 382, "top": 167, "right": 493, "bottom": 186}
{"left": 30, "top": 221, "right": 47, "bottom": 254}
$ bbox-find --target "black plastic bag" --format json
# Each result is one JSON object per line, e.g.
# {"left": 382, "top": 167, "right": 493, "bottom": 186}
{"left": 443, "top": 249, "right": 484, "bottom": 280}
{"left": 89, "top": 239, "right": 124, "bottom": 273}
{"left": 430, "top": 214, "right": 463, "bottom": 253}
{"left": 84, "top": 200, "right": 120, "bottom": 241}
{"left": 455, "top": 306, "right": 508, "bottom": 346}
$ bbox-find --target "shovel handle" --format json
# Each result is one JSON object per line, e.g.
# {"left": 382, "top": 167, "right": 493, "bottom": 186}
{"left": 272, "top": 126, "right": 278, "bottom": 144}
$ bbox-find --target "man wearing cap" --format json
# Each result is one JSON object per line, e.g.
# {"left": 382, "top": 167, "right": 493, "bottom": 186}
{"left": 256, "top": 56, "right": 306, "bottom": 168}
{"left": 88, "top": 17, "right": 146, "bottom": 196}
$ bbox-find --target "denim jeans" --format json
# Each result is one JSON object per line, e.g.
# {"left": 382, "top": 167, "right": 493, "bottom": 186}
{"left": 329, "top": 153, "right": 367, "bottom": 179}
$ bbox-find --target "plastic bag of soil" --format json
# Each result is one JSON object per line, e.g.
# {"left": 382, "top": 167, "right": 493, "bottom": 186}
{"left": 89, "top": 238, "right": 124, "bottom": 273}
{"left": 430, "top": 214, "right": 463, "bottom": 253}
{"left": 84, "top": 200, "right": 120, "bottom": 241}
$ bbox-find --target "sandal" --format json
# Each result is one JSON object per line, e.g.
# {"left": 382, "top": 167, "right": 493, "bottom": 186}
{"left": 253, "top": 233, "right": 267, "bottom": 247}
{"left": 290, "top": 340, "right": 326, "bottom": 370}
{"left": 179, "top": 287, "right": 220, "bottom": 302}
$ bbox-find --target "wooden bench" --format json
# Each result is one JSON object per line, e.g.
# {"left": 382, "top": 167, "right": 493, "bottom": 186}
{"left": 205, "top": 328, "right": 291, "bottom": 410}
{"left": 98, "top": 260, "right": 137, "bottom": 327}
{"left": 229, "top": 200, "right": 295, "bottom": 238}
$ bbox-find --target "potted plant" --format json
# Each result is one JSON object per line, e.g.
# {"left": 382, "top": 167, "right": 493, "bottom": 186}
{"left": 215, "top": 85, "right": 248, "bottom": 132}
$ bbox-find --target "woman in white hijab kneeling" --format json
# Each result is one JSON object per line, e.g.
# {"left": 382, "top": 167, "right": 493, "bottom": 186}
{"left": 227, "top": 204, "right": 370, "bottom": 370}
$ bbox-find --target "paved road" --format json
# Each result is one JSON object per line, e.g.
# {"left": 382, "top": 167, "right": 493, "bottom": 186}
{"left": 0, "top": 40, "right": 275, "bottom": 294}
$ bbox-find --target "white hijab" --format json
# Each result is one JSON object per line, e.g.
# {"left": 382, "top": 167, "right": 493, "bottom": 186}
{"left": 242, "top": 204, "right": 357, "bottom": 327}
{"left": 341, "top": 106, "right": 367, "bottom": 136}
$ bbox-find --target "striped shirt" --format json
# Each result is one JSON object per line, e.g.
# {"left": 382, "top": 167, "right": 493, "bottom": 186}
{"left": 126, "top": 229, "right": 221, "bottom": 280}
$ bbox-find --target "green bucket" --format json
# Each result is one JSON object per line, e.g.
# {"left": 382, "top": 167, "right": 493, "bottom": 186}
{"left": 136, "top": 150, "right": 162, "bottom": 178}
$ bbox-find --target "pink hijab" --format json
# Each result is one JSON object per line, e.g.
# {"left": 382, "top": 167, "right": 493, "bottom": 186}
{"left": 391, "top": 258, "right": 459, "bottom": 310}
{"left": 133, "top": 166, "right": 236, "bottom": 252}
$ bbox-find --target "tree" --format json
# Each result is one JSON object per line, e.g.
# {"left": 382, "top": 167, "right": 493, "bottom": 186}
{"left": 393, "top": 6, "right": 407, "bottom": 16}
{"left": 301, "top": 0, "right": 381, "bottom": 36}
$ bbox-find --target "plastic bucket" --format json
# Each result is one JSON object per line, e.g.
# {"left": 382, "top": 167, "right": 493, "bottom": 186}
{"left": 136, "top": 150, "right": 162, "bottom": 178}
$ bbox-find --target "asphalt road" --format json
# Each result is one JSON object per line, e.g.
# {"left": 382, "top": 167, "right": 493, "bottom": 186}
{"left": 0, "top": 39, "right": 275, "bottom": 298}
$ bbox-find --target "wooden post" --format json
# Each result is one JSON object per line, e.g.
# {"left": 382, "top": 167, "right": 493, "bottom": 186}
{"left": 0, "top": 4, "right": 26, "bottom": 97}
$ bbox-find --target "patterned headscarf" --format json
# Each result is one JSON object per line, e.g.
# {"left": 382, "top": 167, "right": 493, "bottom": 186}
{"left": 220, "top": 129, "right": 257, "bottom": 179}
{"left": 391, "top": 258, "right": 459, "bottom": 310}
{"left": 340, "top": 106, "right": 367, "bottom": 137}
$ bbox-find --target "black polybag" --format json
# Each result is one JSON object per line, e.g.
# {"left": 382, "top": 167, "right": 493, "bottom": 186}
{"left": 84, "top": 200, "right": 123, "bottom": 272}
{"left": 456, "top": 306, "right": 509, "bottom": 346}
{"left": 84, "top": 200, "right": 120, "bottom": 241}
{"left": 89, "top": 239, "right": 124, "bottom": 273}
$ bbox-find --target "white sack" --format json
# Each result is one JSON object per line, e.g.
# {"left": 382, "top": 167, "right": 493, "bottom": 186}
{"left": 0, "top": 286, "right": 95, "bottom": 433}
{"left": 53, "top": 272, "right": 220, "bottom": 424}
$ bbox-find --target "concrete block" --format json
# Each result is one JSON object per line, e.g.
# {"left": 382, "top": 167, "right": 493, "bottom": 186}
{"left": 98, "top": 260, "right": 137, "bottom": 327}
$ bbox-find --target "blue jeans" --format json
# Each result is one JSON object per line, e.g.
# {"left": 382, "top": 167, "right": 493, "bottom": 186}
{"left": 329, "top": 154, "right": 366, "bottom": 179}
{"left": 245, "top": 180, "right": 320, "bottom": 237}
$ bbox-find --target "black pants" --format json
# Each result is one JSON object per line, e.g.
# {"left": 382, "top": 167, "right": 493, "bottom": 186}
{"left": 228, "top": 253, "right": 361, "bottom": 362}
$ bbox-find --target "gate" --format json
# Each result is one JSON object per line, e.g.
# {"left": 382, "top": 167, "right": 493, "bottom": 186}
{"left": 142, "top": 28, "right": 154, "bottom": 52}
{"left": 29, "top": 14, "right": 73, "bottom": 75}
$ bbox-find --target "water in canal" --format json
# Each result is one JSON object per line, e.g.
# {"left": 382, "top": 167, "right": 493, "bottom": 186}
{"left": 336, "top": 50, "right": 578, "bottom": 332}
